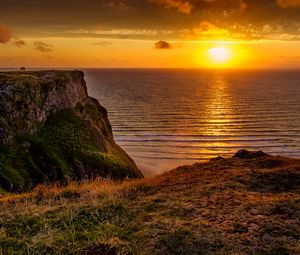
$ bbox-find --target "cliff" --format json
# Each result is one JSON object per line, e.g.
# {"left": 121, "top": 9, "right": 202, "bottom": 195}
{"left": 0, "top": 70, "right": 142, "bottom": 192}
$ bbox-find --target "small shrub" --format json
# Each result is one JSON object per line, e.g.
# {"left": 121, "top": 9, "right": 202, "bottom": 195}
{"left": 255, "top": 245, "right": 290, "bottom": 255}
{"left": 158, "top": 228, "right": 225, "bottom": 255}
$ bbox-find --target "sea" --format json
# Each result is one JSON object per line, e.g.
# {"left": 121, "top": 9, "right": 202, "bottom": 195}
{"left": 2, "top": 68, "right": 299, "bottom": 176}
{"left": 84, "top": 69, "right": 300, "bottom": 176}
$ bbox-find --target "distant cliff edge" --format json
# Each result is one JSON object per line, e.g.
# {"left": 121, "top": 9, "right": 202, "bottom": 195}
{"left": 0, "top": 70, "right": 143, "bottom": 192}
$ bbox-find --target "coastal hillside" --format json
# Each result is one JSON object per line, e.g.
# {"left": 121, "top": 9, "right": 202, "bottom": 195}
{"left": 0, "top": 70, "right": 142, "bottom": 192}
{"left": 0, "top": 151, "right": 299, "bottom": 254}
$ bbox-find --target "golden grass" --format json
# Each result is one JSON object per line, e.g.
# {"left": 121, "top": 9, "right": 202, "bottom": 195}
{"left": 1, "top": 155, "right": 299, "bottom": 255}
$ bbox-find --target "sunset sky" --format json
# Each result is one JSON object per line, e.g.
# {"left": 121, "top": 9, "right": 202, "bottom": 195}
{"left": 1, "top": 0, "right": 300, "bottom": 68}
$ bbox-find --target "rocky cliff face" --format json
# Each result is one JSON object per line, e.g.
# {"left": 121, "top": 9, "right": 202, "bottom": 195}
{"left": 0, "top": 71, "right": 89, "bottom": 145}
{"left": 0, "top": 70, "right": 142, "bottom": 192}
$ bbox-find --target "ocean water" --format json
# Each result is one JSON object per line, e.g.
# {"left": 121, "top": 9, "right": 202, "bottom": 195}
{"left": 84, "top": 69, "right": 300, "bottom": 176}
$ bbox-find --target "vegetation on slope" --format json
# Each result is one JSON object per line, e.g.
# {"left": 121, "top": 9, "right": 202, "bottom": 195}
{"left": 0, "top": 152, "right": 299, "bottom": 254}
{"left": 0, "top": 105, "right": 141, "bottom": 193}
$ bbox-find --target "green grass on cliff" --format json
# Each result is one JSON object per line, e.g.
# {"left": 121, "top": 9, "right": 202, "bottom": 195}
{"left": 0, "top": 107, "right": 140, "bottom": 192}
{"left": 35, "top": 107, "right": 139, "bottom": 179}
{"left": 0, "top": 154, "right": 299, "bottom": 255}
{"left": 0, "top": 73, "right": 46, "bottom": 108}
{"left": 0, "top": 144, "right": 46, "bottom": 192}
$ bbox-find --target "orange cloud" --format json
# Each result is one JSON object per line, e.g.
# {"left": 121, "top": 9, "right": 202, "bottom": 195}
{"left": 151, "top": 0, "right": 193, "bottom": 14}
{"left": 204, "top": 0, "right": 247, "bottom": 11}
{"left": 277, "top": 0, "right": 300, "bottom": 7}
{"left": 33, "top": 41, "right": 53, "bottom": 52}
{"left": 191, "top": 21, "right": 230, "bottom": 39}
{"left": 11, "top": 38, "right": 26, "bottom": 47}
{"left": 0, "top": 25, "right": 12, "bottom": 43}
{"left": 92, "top": 41, "right": 113, "bottom": 46}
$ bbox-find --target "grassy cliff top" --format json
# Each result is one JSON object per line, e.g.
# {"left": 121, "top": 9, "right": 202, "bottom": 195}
{"left": 0, "top": 152, "right": 299, "bottom": 255}
{"left": 0, "top": 70, "right": 83, "bottom": 77}
{"left": 0, "top": 70, "right": 84, "bottom": 89}
{"left": 0, "top": 70, "right": 87, "bottom": 106}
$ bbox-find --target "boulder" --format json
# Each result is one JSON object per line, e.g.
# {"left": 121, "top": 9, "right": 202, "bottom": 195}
{"left": 234, "top": 149, "right": 268, "bottom": 159}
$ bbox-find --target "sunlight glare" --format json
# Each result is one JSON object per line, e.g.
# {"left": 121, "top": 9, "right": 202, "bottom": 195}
{"left": 208, "top": 47, "right": 231, "bottom": 64}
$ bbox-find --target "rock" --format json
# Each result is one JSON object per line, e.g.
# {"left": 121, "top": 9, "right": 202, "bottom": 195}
{"left": 0, "top": 70, "right": 89, "bottom": 145}
{"left": 210, "top": 156, "right": 225, "bottom": 162}
{"left": 0, "top": 70, "right": 143, "bottom": 192}
{"left": 262, "top": 233, "right": 272, "bottom": 242}
{"left": 233, "top": 149, "right": 268, "bottom": 159}
{"left": 21, "top": 142, "right": 31, "bottom": 149}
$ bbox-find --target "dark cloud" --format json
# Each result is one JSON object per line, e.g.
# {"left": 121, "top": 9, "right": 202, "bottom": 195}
{"left": 0, "top": 24, "right": 12, "bottom": 43}
{"left": 151, "top": 0, "right": 248, "bottom": 13}
{"left": 1, "top": 0, "right": 300, "bottom": 40}
{"left": 33, "top": 41, "right": 53, "bottom": 52}
{"left": 11, "top": 38, "right": 26, "bottom": 47}
{"left": 100, "top": 1, "right": 132, "bottom": 10}
{"left": 277, "top": 0, "right": 300, "bottom": 8}
{"left": 155, "top": 40, "right": 171, "bottom": 49}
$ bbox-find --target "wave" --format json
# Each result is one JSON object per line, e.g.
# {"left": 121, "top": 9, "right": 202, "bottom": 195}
{"left": 85, "top": 69, "right": 300, "bottom": 173}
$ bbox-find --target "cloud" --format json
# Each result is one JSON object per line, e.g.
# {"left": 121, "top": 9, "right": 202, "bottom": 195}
{"left": 100, "top": 1, "right": 132, "bottom": 11}
{"left": 33, "top": 41, "right": 53, "bottom": 52}
{"left": 11, "top": 38, "right": 26, "bottom": 47}
{"left": 191, "top": 21, "right": 230, "bottom": 39}
{"left": 1, "top": 1, "right": 300, "bottom": 42}
{"left": 203, "top": 0, "right": 247, "bottom": 11}
{"left": 0, "top": 24, "right": 12, "bottom": 43}
{"left": 151, "top": 0, "right": 193, "bottom": 14}
{"left": 238, "top": 0, "right": 247, "bottom": 10}
{"left": 92, "top": 41, "right": 113, "bottom": 46}
{"left": 44, "top": 55, "right": 55, "bottom": 59}
{"left": 277, "top": 0, "right": 300, "bottom": 7}
{"left": 155, "top": 40, "right": 172, "bottom": 49}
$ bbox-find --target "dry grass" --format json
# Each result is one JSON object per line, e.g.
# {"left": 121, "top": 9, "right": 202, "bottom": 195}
{"left": 1, "top": 154, "right": 299, "bottom": 255}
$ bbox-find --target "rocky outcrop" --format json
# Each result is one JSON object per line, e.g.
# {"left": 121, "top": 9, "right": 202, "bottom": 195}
{"left": 234, "top": 149, "right": 268, "bottom": 159}
{"left": 0, "top": 70, "right": 143, "bottom": 192}
{"left": 0, "top": 70, "right": 89, "bottom": 145}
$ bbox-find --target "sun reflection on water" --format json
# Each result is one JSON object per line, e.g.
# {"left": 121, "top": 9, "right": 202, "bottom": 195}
{"left": 86, "top": 69, "right": 300, "bottom": 175}
{"left": 204, "top": 76, "right": 233, "bottom": 136}
{"left": 192, "top": 75, "right": 237, "bottom": 157}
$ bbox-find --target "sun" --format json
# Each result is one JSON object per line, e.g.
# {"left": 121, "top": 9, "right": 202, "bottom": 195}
{"left": 197, "top": 43, "right": 246, "bottom": 68}
{"left": 208, "top": 47, "right": 232, "bottom": 65}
